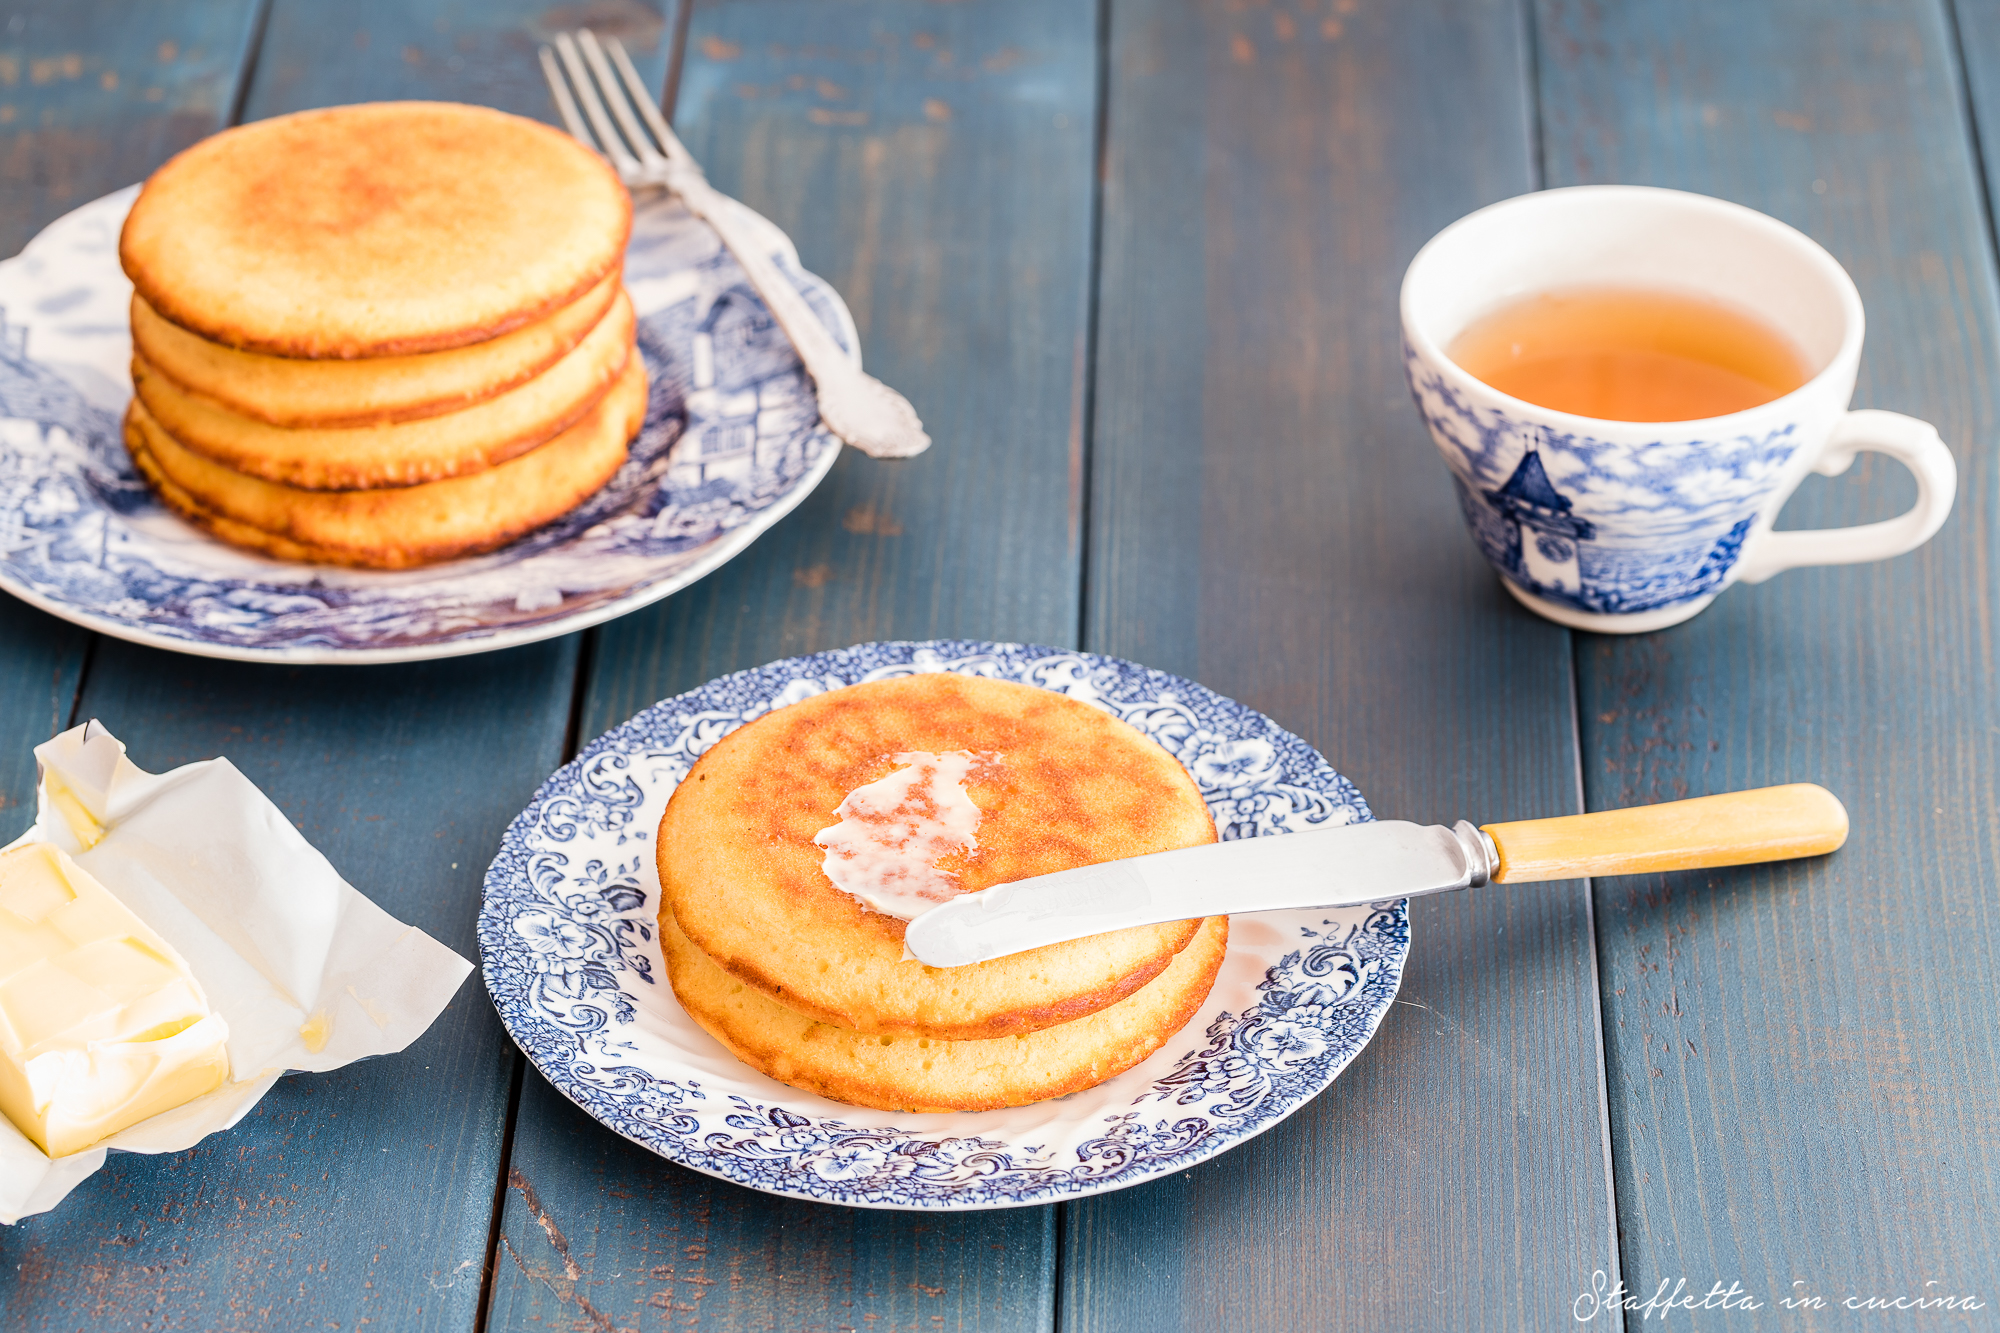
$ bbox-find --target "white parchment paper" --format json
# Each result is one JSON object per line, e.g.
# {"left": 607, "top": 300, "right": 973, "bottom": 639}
{"left": 0, "top": 721, "right": 473, "bottom": 1222}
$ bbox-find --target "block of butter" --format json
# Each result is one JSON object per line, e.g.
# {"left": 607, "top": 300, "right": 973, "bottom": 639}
{"left": 0, "top": 720, "right": 473, "bottom": 1224}
{"left": 0, "top": 842, "right": 230, "bottom": 1159}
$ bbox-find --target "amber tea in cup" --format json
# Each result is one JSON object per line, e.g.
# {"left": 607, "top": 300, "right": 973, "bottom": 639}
{"left": 1403, "top": 186, "right": 1956, "bottom": 632}
{"left": 1448, "top": 286, "right": 1814, "bottom": 422}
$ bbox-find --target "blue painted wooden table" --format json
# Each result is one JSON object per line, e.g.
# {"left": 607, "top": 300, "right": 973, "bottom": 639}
{"left": 1, "top": 2, "right": 1995, "bottom": 1328}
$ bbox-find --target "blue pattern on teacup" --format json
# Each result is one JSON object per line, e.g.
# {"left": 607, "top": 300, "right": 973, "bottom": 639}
{"left": 0, "top": 187, "right": 850, "bottom": 660}
{"left": 478, "top": 640, "right": 1409, "bottom": 1209}
{"left": 1405, "top": 345, "right": 1804, "bottom": 615}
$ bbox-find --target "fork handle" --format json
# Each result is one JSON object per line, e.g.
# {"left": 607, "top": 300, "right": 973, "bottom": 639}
{"left": 664, "top": 169, "right": 861, "bottom": 388}
{"left": 1482, "top": 783, "right": 1849, "bottom": 883}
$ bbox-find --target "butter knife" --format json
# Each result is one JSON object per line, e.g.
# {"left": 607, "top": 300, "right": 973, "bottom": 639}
{"left": 904, "top": 784, "right": 1848, "bottom": 968}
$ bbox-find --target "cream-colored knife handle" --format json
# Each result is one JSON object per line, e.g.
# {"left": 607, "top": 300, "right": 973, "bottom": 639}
{"left": 1482, "top": 783, "right": 1848, "bottom": 883}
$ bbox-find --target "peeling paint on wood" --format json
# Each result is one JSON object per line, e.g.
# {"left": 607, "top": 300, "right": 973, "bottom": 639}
{"left": 1543, "top": 0, "right": 2000, "bottom": 1315}
{"left": 487, "top": 0, "right": 1096, "bottom": 1327}
{"left": 5, "top": 1, "right": 1995, "bottom": 1329}
{"left": 1066, "top": 1, "right": 1617, "bottom": 1330}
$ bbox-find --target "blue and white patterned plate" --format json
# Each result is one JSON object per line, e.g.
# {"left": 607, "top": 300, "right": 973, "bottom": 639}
{"left": 0, "top": 187, "right": 853, "bottom": 663}
{"left": 478, "top": 640, "right": 1411, "bottom": 1210}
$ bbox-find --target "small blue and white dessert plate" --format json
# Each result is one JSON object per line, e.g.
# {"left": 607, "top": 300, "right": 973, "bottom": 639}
{"left": 0, "top": 187, "right": 852, "bottom": 663}
{"left": 479, "top": 640, "right": 1411, "bottom": 1210}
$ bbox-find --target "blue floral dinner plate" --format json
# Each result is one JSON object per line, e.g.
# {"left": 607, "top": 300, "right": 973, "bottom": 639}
{"left": 479, "top": 640, "right": 1412, "bottom": 1210}
{"left": 0, "top": 187, "right": 852, "bottom": 663}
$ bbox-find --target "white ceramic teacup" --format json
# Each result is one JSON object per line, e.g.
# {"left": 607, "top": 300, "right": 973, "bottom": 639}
{"left": 1401, "top": 185, "right": 1957, "bottom": 633}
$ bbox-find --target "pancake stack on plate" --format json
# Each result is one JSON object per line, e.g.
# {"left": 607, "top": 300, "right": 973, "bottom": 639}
{"left": 657, "top": 672, "right": 1229, "bottom": 1113}
{"left": 117, "top": 101, "right": 646, "bottom": 569}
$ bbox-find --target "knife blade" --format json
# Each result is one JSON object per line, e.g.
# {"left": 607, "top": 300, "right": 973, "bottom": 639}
{"left": 901, "top": 783, "right": 1852, "bottom": 968}
{"left": 902, "top": 819, "right": 1496, "bottom": 968}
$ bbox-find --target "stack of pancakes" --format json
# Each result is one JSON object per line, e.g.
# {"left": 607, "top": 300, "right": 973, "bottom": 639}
{"left": 117, "top": 101, "right": 646, "bottom": 569}
{"left": 658, "top": 672, "right": 1229, "bottom": 1113}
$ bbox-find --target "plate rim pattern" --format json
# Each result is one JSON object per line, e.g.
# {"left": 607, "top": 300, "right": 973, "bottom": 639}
{"left": 477, "top": 639, "right": 1412, "bottom": 1210}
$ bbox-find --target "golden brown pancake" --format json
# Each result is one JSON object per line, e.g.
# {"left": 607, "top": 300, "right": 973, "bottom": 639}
{"left": 666, "top": 910, "right": 1228, "bottom": 1113}
{"left": 125, "top": 451, "right": 386, "bottom": 567}
{"left": 128, "top": 270, "right": 621, "bottom": 428}
{"left": 131, "top": 292, "right": 636, "bottom": 490}
{"left": 119, "top": 102, "right": 632, "bottom": 358}
{"left": 657, "top": 673, "right": 1218, "bottom": 1042}
{"left": 124, "top": 355, "right": 646, "bottom": 569}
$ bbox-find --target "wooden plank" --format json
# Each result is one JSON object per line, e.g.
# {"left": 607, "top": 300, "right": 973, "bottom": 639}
{"left": 578, "top": 0, "right": 1095, "bottom": 731}
{"left": 496, "top": 1077, "right": 1055, "bottom": 1332}
{"left": 1539, "top": 0, "right": 2000, "bottom": 1314}
{"left": 3, "top": 640, "right": 576, "bottom": 1332}
{"left": 0, "top": 0, "right": 264, "bottom": 258}
{"left": 0, "top": 10, "right": 250, "bottom": 1298}
{"left": 1067, "top": 2, "right": 1619, "bottom": 1330}
{"left": 487, "top": 1, "right": 1098, "bottom": 1328}
{"left": 0, "top": 0, "right": 258, "bottom": 878}
{"left": 0, "top": 601, "right": 88, "bottom": 839}
{"left": 0, "top": 3, "right": 672, "bottom": 1328}
{"left": 1, "top": 0, "right": 267, "bottom": 817}
{"left": 246, "top": 0, "right": 674, "bottom": 122}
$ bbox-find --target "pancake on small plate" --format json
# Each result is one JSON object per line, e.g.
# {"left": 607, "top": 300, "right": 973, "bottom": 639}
{"left": 131, "top": 292, "right": 636, "bottom": 490}
{"left": 657, "top": 672, "right": 1218, "bottom": 1041}
{"left": 119, "top": 101, "right": 631, "bottom": 358}
{"left": 665, "top": 910, "right": 1228, "bottom": 1113}
{"left": 128, "top": 269, "right": 621, "bottom": 428}
{"left": 124, "top": 355, "right": 646, "bottom": 569}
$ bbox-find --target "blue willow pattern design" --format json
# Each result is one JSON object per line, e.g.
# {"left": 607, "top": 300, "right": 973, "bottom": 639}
{"left": 479, "top": 641, "right": 1410, "bottom": 1208}
{"left": 1404, "top": 344, "right": 1804, "bottom": 615}
{"left": 0, "top": 188, "right": 847, "bottom": 659}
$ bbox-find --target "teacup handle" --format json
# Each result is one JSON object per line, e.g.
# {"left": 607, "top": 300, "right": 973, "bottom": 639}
{"left": 1732, "top": 410, "right": 1957, "bottom": 585}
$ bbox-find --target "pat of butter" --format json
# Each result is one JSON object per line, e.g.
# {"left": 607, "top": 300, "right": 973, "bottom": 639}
{"left": 813, "top": 751, "right": 996, "bottom": 922}
{"left": 0, "top": 843, "right": 230, "bottom": 1158}
{"left": 42, "top": 771, "right": 105, "bottom": 850}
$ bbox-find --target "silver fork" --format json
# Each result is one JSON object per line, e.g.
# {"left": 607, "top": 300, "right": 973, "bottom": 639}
{"left": 540, "top": 30, "right": 930, "bottom": 460}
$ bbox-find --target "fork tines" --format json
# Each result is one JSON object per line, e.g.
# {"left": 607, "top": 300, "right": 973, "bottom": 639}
{"left": 539, "top": 30, "right": 691, "bottom": 187}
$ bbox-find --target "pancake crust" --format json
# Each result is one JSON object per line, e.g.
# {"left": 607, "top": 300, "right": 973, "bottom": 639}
{"left": 129, "top": 450, "right": 387, "bottom": 566}
{"left": 120, "top": 102, "right": 632, "bottom": 358}
{"left": 132, "top": 292, "right": 636, "bottom": 490}
{"left": 658, "top": 673, "right": 1217, "bottom": 1042}
{"left": 125, "top": 354, "right": 646, "bottom": 568}
{"left": 129, "top": 270, "right": 621, "bottom": 428}
{"left": 666, "top": 910, "right": 1229, "bottom": 1113}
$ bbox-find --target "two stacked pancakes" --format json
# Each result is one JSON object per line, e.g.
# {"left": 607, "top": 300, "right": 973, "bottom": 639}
{"left": 118, "top": 102, "right": 646, "bottom": 569}
{"left": 658, "top": 673, "right": 1229, "bottom": 1113}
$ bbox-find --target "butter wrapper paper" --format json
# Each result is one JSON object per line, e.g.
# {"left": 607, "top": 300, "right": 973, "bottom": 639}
{"left": 0, "top": 721, "right": 473, "bottom": 1222}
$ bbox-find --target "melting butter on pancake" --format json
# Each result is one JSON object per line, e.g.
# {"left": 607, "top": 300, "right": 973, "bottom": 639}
{"left": 129, "top": 270, "right": 621, "bottom": 429}
{"left": 657, "top": 673, "right": 1218, "bottom": 1042}
{"left": 119, "top": 101, "right": 631, "bottom": 358}
{"left": 666, "top": 910, "right": 1228, "bottom": 1113}
{"left": 131, "top": 292, "right": 636, "bottom": 490}
{"left": 813, "top": 750, "right": 999, "bottom": 918}
{"left": 124, "top": 354, "right": 646, "bottom": 569}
